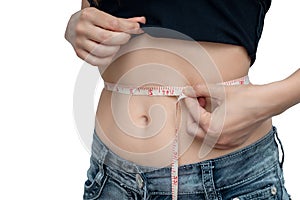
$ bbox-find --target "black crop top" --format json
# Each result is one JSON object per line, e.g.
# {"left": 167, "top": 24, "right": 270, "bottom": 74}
{"left": 88, "top": 0, "right": 272, "bottom": 66}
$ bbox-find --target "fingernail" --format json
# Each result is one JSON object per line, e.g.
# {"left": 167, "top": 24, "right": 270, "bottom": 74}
{"left": 139, "top": 16, "right": 146, "bottom": 24}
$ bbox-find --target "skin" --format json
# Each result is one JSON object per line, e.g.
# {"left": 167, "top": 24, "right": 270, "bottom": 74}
{"left": 182, "top": 68, "right": 300, "bottom": 149}
{"left": 65, "top": 0, "right": 298, "bottom": 165}
{"left": 65, "top": 1, "right": 145, "bottom": 67}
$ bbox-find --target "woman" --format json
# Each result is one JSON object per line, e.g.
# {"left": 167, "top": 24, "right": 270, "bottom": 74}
{"left": 65, "top": 0, "right": 298, "bottom": 199}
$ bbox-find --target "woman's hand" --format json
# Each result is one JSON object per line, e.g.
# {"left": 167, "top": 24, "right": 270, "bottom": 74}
{"left": 65, "top": 7, "right": 145, "bottom": 66}
{"left": 182, "top": 69, "right": 300, "bottom": 150}
{"left": 182, "top": 84, "right": 268, "bottom": 150}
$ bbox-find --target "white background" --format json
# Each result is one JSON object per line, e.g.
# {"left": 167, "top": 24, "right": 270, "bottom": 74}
{"left": 0, "top": 0, "right": 299, "bottom": 199}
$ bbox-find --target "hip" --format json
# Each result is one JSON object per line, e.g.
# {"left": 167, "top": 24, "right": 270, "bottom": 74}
{"left": 95, "top": 35, "right": 263, "bottom": 166}
{"left": 95, "top": 88, "right": 273, "bottom": 167}
{"left": 84, "top": 126, "right": 290, "bottom": 199}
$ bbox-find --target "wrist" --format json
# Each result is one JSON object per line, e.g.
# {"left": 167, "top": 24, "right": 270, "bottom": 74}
{"left": 260, "top": 81, "right": 285, "bottom": 118}
{"left": 251, "top": 69, "right": 300, "bottom": 120}
{"left": 246, "top": 83, "right": 282, "bottom": 121}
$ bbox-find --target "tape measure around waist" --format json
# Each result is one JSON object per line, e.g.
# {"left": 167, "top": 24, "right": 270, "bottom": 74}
{"left": 104, "top": 75, "right": 249, "bottom": 97}
{"left": 103, "top": 75, "right": 250, "bottom": 200}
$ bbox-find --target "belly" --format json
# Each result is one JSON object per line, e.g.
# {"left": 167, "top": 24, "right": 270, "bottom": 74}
{"left": 95, "top": 34, "right": 272, "bottom": 167}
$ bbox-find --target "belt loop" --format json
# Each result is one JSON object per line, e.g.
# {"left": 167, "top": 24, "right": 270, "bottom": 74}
{"left": 143, "top": 182, "right": 147, "bottom": 200}
{"left": 201, "top": 161, "right": 218, "bottom": 200}
{"left": 273, "top": 126, "right": 285, "bottom": 169}
{"left": 135, "top": 172, "right": 147, "bottom": 200}
{"left": 99, "top": 147, "right": 108, "bottom": 168}
{"left": 142, "top": 174, "right": 148, "bottom": 200}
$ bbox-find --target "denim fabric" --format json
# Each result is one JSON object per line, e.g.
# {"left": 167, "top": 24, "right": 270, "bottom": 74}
{"left": 83, "top": 126, "right": 291, "bottom": 200}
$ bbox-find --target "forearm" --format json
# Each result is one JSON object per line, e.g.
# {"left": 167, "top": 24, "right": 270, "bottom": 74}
{"left": 258, "top": 68, "right": 300, "bottom": 119}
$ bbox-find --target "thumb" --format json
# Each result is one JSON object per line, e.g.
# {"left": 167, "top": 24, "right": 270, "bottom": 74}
{"left": 127, "top": 16, "right": 146, "bottom": 24}
{"left": 183, "top": 97, "right": 212, "bottom": 132}
{"left": 183, "top": 84, "right": 225, "bottom": 99}
{"left": 125, "top": 17, "right": 146, "bottom": 34}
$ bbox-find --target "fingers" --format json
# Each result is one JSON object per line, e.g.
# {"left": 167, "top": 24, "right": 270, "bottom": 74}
{"left": 82, "top": 40, "right": 120, "bottom": 58}
{"left": 186, "top": 112, "right": 206, "bottom": 138}
{"left": 126, "top": 17, "right": 146, "bottom": 34}
{"left": 182, "top": 85, "right": 208, "bottom": 97}
{"left": 184, "top": 97, "right": 226, "bottom": 151}
{"left": 81, "top": 22, "right": 132, "bottom": 45}
{"left": 86, "top": 8, "right": 143, "bottom": 34}
{"left": 75, "top": 32, "right": 122, "bottom": 59}
{"left": 70, "top": 7, "right": 147, "bottom": 66}
{"left": 101, "top": 32, "right": 132, "bottom": 45}
{"left": 183, "top": 97, "right": 212, "bottom": 133}
{"left": 127, "top": 16, "right": 146, "bottom": 24}
{"left": 75, "top": 48, "right": 114, "bottom": 67}
{"left": 183, "top": 84, "right": 225, "bottom": 99}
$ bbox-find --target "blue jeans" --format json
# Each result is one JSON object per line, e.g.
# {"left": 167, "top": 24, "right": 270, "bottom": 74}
{"left": 83, "top": 126, "right": 290, "bottom": 199}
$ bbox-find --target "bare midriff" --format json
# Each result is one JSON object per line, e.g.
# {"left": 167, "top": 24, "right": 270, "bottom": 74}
{"left": 95, "top": 34, "right": 272, "bottom": 167}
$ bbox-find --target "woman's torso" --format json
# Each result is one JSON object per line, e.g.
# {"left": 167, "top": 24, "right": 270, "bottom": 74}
{"left": 95, "top": 34, "right": 272, "bottom": 167}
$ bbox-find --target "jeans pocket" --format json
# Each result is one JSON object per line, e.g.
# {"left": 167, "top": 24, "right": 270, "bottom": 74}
{"left": 83, "top": 157, "right": 108, "bottom": 200}
{"left": 232, "top": 185, "right": 278, "bottom": 200}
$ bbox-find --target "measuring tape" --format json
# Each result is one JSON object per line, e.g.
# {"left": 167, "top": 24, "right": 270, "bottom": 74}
{"left": 104, "top": 75, "right": 250, "bottom": 200}
{"left": 104, "top": 82, "right": 187, "bottom": 98}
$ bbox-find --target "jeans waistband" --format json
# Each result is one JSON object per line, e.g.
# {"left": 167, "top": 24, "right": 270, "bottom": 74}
{"left": 91, "top": 126, "right": 281, "bottom": 194}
